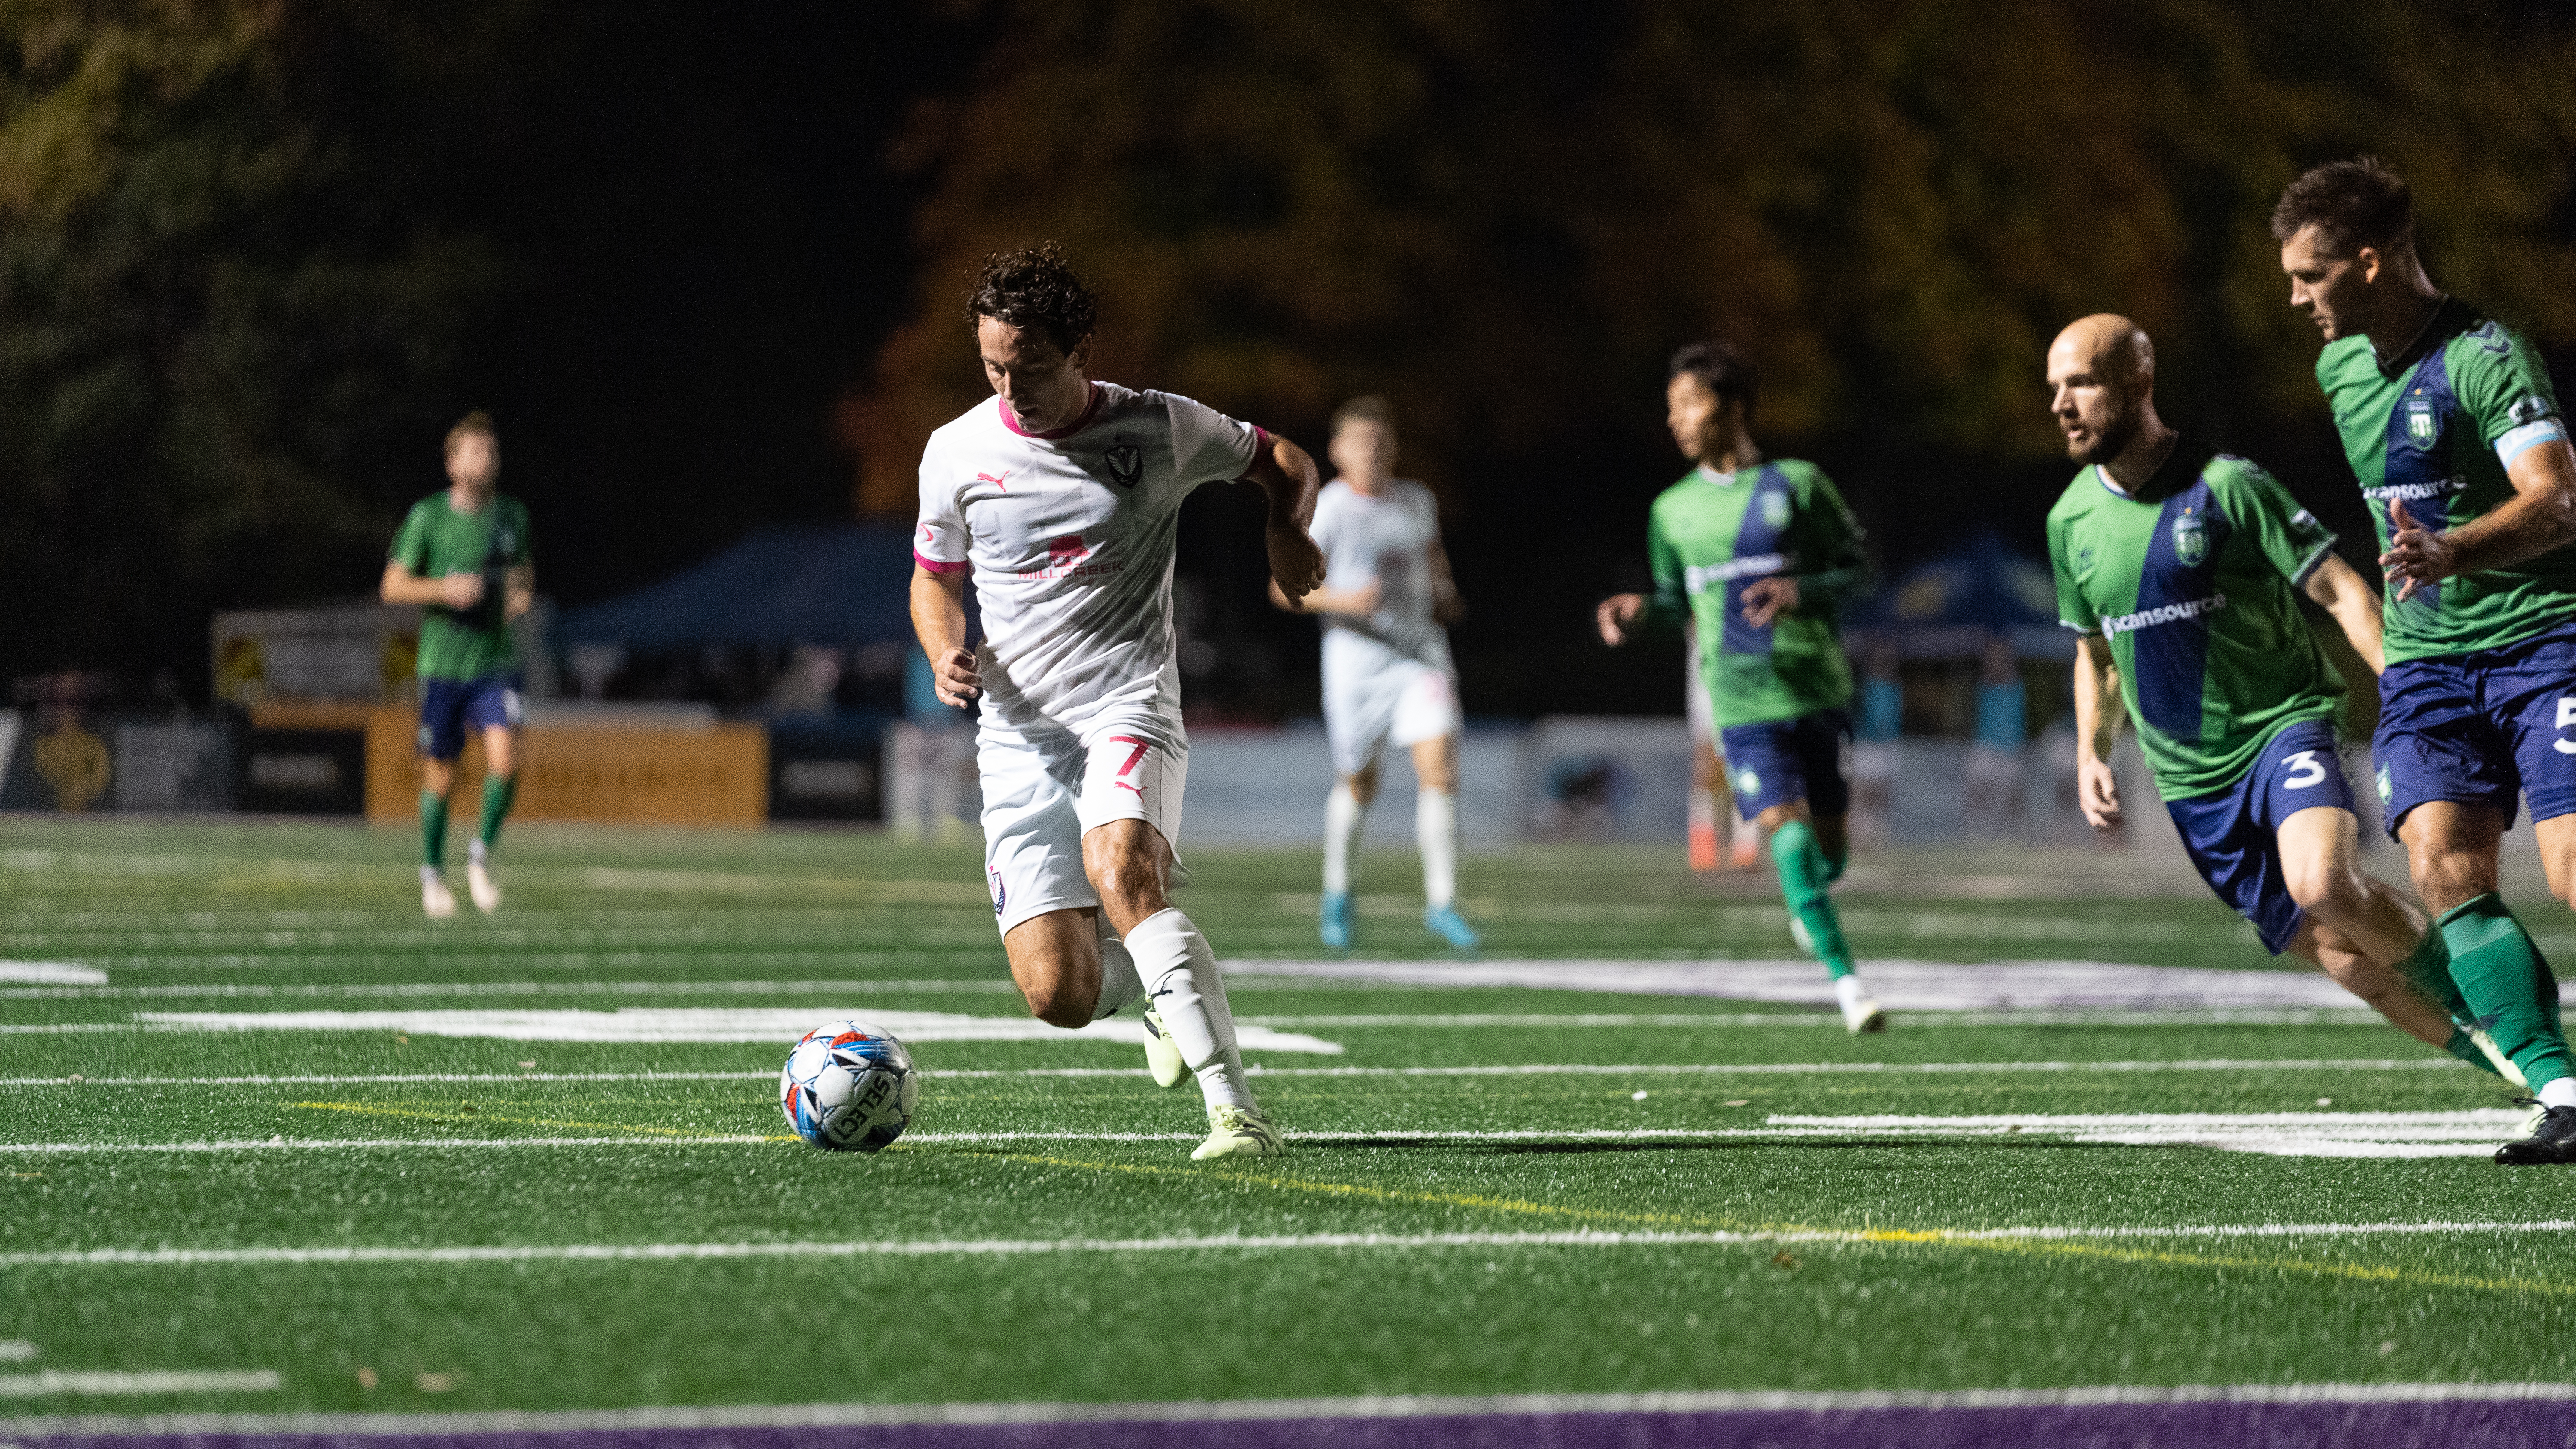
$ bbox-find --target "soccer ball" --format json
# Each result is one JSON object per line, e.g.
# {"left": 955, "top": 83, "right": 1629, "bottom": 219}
{"left": 779, "top": 1019, "right": 918, "bottom": 1152}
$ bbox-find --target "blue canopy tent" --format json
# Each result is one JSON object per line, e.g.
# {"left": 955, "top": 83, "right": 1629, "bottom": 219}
{"left": 1845, "top": 529, "right": 2074, "bottom": 662}
{"left": 558, "top": 524, "right": 922, "bottom": 650}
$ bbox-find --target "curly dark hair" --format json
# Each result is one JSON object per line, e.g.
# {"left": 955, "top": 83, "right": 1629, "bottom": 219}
{"left": 2271, "top": 157, "right": 2413, "bottom": 257}
{"left": 964, "top": 243, "right": 1098, "bottom": 353}
{"left": 1669, "top": 340, "right": 1756, "bottom": 419}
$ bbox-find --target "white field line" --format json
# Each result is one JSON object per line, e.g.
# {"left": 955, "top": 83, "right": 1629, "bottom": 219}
{"left": 1, "top": 978, "right": 1019, "bottom": 1002}
{"left": 0, "top": 1370, "right": 278, "bottom": 1397}
{"left": 10, "top": 1218, "right": 2576, "bottom": 1270}
{"left": 0, "top": 961, "right": 105, "bottom": 985}
{"left": 0, "top": 1136, "right": 776, "bottom": 1154}
{"left": 0, "top": 1341, "right": 35, "bottom": 1362}
{"left": 0, "top": 1112, "right": 2528, "bottom": 1157}
{"left": 0, "top": 1057, "right": 2477, "bottom": 1089}
{"left": 15, "top": 1382, "right": 2576, "bottom": 1438}
{"left": 106, "top": 1009, "right": 1346, "bottom": 1053}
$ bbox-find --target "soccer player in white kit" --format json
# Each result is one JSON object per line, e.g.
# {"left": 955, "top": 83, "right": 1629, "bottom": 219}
{"left": 909, "top": 246, "right": 1327, "bottom": 1160}
{"left": 1269, "top": 397, "right": 1479, "bottom": 951}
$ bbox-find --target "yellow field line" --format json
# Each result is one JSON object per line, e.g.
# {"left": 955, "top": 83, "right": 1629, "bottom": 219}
{"left": 291, "top": 1100, "right": 799, "bottom": 1142}
{"left": 963, "top": 1148, "right": 2575, "bottom": 1298}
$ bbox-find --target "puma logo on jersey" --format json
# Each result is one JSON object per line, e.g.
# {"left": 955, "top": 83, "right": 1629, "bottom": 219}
{"left": 975, "top": 470, "right": 1012, "bottom": 492}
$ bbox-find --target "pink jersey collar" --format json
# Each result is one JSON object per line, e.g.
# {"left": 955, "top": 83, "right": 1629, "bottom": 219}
{"left": 999, "top": 383, "right": 1104, "bottom": 441}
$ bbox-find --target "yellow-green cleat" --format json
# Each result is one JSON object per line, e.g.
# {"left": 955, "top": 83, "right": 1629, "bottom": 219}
{"left": 1140, "top": 1004, "right": 1188, "bottom": 1089}
{"left": 1191, "top": 1104, "right": 1283, "bottom": 1160}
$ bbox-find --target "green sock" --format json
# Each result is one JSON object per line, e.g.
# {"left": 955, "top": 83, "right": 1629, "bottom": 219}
{"left": 2393, "top": 928, "right": 2473, "bottom": 1025}
{"left": 478, "top": 774, "right": 517, "bottom": 849}
{"left": 2442, "top": 1028, "right": 2505, "bottom": 1078}
{"left": 421, "top": 792, "right": 449, "bottom": 870}
{"left": 2438, "top": 893, "right": 2573, "bottom": 1092}
{"left": 1770, "top": 820, "right": 1856, "bottom": 980}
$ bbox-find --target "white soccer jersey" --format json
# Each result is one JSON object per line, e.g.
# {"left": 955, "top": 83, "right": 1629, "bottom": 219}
{"left": 914, "top": 383, "right": 1264, "bottom": 733}
{"left": 1308, "top": 478, "right": 1451, "bottom": 670}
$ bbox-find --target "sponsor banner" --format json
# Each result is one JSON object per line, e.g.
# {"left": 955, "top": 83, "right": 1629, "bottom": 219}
{"left": 361, "top": 708, "right": 766, "bottom": 826}
{"left": 770, "top": 720, "right": 887, "bottom": 823}
{"left": 1521, "top": 717, "right": 1695, "bottom": 843}
{"left": 113, "top": 723, "right": 233, "bottom": 812}
{"left": 238, "top": 729, "right": 367, "bottom": 816}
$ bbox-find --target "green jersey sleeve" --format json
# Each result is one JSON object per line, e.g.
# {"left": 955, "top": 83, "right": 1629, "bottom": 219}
{"left": 389, "top": 501, "right": 432, "bottom": 570}
{"left": 1642, "top": 503, "right": 1688, "bottom": 631}
{"left": 2207, "top": 459, "right": 2337, "bottom": 589}
{"left": 2452, "top": 320, "right": 2567, "bottom": 459}
{"left": 1787, "top": 463, "right": 1870, "bottom": 614}
{"left": 2047, "top": 507, "right": 2098, "bottom": 634}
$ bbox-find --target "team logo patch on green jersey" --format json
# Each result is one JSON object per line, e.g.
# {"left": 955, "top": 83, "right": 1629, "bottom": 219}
{"left": 1761, "top": 492, "right": 1791, "bottom": 528}
{"left": 2172, "top": 510, "right": 2208, "bottom": 567}
{"left": 2403, "top": 396, "right": 2438, "bottom": 446}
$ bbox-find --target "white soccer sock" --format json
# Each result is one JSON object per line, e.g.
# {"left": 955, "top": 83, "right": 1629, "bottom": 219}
{"left": 1417, "top": 788, "right": 1458, "bottom": 909}
{"left": 2543, "top": 1077, "right": 2576, "bottom": 1111}
{"left": 1323, "top": 783, "right": 1363, "bottom": 895}
{"left": 1125, "top": 908, "right": 1252, "bottom": 1110}
{"left": 1091, "top": 918, "right": 1144, "bottom": 1022}
{"left": 468, "top": 838, "right": 489, "bottom": 866}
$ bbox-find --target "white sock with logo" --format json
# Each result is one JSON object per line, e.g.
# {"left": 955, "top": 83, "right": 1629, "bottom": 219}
{"left": 1091, "top": 916, "right": 1144, "bottom": 1021}
{"left": 1125, "top": 908, "right": 1252, "bottom": 1110}
{"left": 1323, "top": 783, "right": 1362, "bottom": 895}
{"left": 1417, "top": 788, "right": 1458, "bottom": 909}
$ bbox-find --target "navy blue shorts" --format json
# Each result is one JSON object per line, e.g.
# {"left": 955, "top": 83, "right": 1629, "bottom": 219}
{"left": 1717, "top": 709, "right": 1851, "bottom": 819}
{"left": 417, "top": 672, "right": 525, "bottom": 761}
{"left": 2163, "top": 717, "right": 2353, "bottom": 955}
{"left": 2374, "top": 620, "right": 2576, "bottom": 838}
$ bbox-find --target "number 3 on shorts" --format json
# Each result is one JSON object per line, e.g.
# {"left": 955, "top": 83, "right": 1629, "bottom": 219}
{"left": 2280, "top": 750, "right": 2326, "bottom": 789}
{"left": 2557, "top": 698, "right": 2576, "bottom": 756}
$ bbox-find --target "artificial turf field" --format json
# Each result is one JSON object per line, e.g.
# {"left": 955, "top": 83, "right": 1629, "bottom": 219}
{"left": 5, "top": 815, "right": 2576, "bottom": 1447}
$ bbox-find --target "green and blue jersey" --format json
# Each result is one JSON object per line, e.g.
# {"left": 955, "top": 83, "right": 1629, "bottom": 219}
{"left": 2047, "top": 444, "right": 2345, "bottom": 799}
{"left": 2319, "top": 298, "right": 2572, "bottom": 662}
{"left": 1642, "top": 459, "right": 1868, "bottom": 729}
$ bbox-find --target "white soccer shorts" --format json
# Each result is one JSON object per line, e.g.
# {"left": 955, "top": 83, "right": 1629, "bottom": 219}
{"left": 1324, "top": 654, "right": 1461, "bottom": 779}
{"left": 977, "top": 711, "right": 1188, "bottom": 936}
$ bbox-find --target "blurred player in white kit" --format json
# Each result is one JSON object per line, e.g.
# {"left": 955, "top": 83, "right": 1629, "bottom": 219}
{"left": 909, "top": 245, "right": 1326, "bottom": 1160}
{"left": 1271, "top": 397, "right": 1480, "bottom": 951}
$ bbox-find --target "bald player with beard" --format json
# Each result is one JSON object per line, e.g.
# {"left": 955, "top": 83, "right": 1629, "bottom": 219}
{"left": 2043, "top": 314, "right": 2523, "bottom": 1086}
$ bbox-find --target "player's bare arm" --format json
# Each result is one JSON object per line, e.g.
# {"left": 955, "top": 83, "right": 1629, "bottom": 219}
{"left": 2381, "top": 439, "right": 2576, "bottom": 598}
{"left": 908, "top": 566, "right": 981, "bottom": 705}
{"left": 2301, "top": 552, "right": 2385, "bottom": 674}
{"left": 2072, "top": 634, "right": 2124, "bottom": 829}
{"left": 1243, "top": 431, "right": 1325, "bottom": 602}
{"left": 1429, "top": 539, "right": 1465, "bottom": 624}
{"left": 1267, "top": 576, "right": 1380, "bottom": 616}
{"left": 380, "top": 559, "right": 487, "bottom": 610}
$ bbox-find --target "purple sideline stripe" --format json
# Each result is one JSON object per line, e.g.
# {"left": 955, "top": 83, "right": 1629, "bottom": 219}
{"left": 21, "top": 1399, "right": 2576, "bottom": 1449}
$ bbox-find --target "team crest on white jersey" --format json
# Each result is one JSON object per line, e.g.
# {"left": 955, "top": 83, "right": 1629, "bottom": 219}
{"left": 1105, "top": 442, "right": 1143, "bottom": 489}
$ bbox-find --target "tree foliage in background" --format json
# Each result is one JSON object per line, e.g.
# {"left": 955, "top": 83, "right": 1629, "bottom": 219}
{"left": 0, "top": 0, "right": 509, "bottom": 682}
{"left": 846, "top": 0, "right": 2576, "bottom": 518}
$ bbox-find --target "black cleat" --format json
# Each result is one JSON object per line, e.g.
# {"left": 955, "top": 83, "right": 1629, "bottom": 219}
{"left": 2495, "top": 1103, "right": 2576, "bottom": 1165}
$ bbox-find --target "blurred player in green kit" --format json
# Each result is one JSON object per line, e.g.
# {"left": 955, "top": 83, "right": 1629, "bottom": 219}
{"left": 380, "top": 411, "right": 534, "bottom": 918}
{"left": 1597, "top": 341, "right": 1883, "bottom": 1032}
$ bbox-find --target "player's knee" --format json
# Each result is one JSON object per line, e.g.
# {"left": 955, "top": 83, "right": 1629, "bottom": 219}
{"left": 1021, "top": 976, "right": 1097, "bottom": 1029}
{"left": 2284, "top": 862, "right": 2354, "bottom": 916}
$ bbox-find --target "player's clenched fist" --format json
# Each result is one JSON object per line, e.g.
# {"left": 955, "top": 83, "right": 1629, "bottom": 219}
{"left": 1595, "top": 592, "right": 1646, "bottom": 647}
